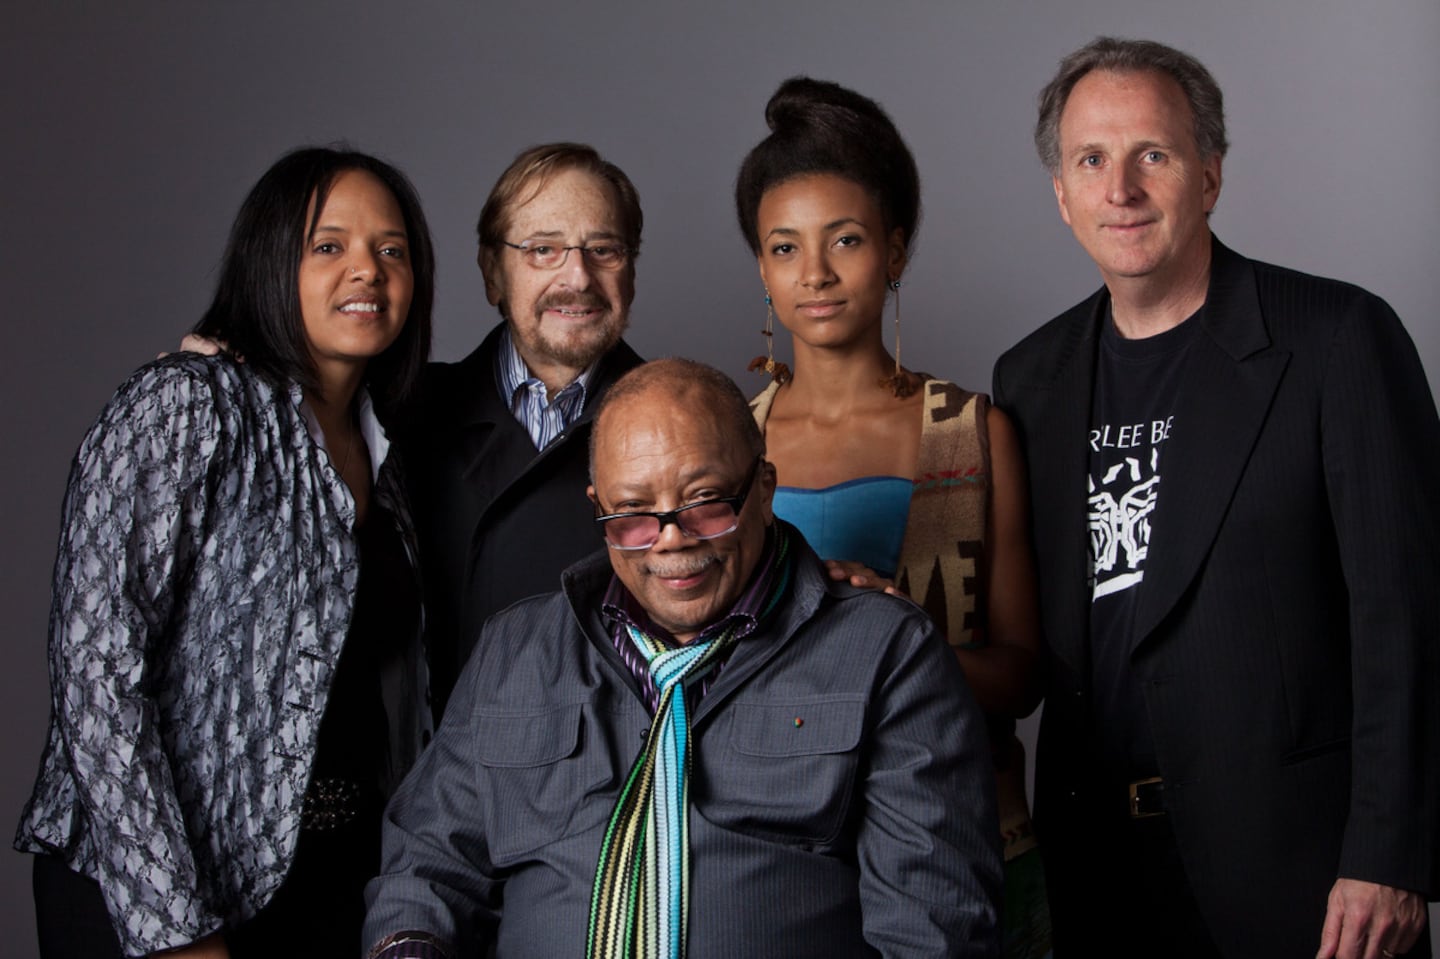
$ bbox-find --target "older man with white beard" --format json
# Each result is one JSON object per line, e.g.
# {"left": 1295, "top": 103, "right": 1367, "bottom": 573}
{"left": 402, "top": 143, "right": 646, "bottom": 715}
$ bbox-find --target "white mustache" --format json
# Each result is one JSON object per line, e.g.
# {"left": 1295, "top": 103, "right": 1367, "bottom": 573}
{"left": 644, "top": 555, "right": 720, "bottom": 578}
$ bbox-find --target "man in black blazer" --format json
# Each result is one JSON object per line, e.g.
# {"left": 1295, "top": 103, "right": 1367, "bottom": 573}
{"left": 993, "top": 37, "right": 1440, "bottom": 958}
{"left": 403, "top": 143, "right": 644, "bottom": 717}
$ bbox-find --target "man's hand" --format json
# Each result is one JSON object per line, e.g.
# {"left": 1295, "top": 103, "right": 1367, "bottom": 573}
{"left": 157, "top": 334, "right": 234, "bottom": 361}
{"left": 1316, "top": 878, "right": 1426, "bottom": 959}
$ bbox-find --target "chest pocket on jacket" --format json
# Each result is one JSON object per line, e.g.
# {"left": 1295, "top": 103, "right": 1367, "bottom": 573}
{"left": 701, "top": 697, "right": 866, "bottom": 846}
{"left": 475, "top": 701, "right": 627, "bottom": 860}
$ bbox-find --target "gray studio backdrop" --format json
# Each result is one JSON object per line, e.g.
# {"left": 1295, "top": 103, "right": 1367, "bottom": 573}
{"left": 4, "top": 1, "right": 1436, "bottom": 950}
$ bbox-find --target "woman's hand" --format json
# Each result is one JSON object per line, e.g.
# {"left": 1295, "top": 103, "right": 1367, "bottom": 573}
{"left": 823, "top": 559, "right": 906, "bottom": 597}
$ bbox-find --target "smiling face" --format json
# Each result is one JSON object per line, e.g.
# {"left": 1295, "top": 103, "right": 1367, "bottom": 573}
{"left": 1052, "top": 69, "right": 1222, "bottom": 295}
{"left": 480, "top": 167, "right": 634, "bottom": 388}
{"left": 298, "top": 169, "right": 413, "bottom": 384}
{"left": 588, "top": 383, "right": 776, "bottom": 644}
{"left": 755, "top": 173, "right": 905, "bottom": 353}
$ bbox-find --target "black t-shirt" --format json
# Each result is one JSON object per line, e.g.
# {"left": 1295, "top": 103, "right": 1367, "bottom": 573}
{"left": 1088, "top": 307, "right": 1200, "bottom": 778}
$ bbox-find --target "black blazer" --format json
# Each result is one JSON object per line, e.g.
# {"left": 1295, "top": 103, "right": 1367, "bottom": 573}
{"left": 993, "top": 237, "right": 1440, "bottom": 955}
{"left": 400, "top": 324, "right": 643, "bottom": 716}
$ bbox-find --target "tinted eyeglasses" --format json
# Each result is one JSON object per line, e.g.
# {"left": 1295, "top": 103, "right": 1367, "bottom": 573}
{"left": 594, "top": 457, "right": 763, "bottom": 551}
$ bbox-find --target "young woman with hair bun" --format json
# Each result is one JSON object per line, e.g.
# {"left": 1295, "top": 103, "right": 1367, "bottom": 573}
{"left": 737, "top": 76, "right": 1052, "bottom": 959}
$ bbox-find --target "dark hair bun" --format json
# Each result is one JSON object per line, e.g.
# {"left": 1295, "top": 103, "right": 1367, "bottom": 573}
{"left": 764, "top": 76, "right": 887, "bottom": 138}
{"left": 736, "top": 76, "right": 921, "bottom": 258}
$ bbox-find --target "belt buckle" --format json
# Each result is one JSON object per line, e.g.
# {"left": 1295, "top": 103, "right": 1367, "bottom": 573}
{"left": 1128, "top": 776, "right": 1165, "bottom": 819}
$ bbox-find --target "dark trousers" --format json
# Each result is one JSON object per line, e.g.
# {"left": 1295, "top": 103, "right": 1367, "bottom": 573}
{"left": 32, "top": 798, "right": 379, "bottom": 959}
{"left": 33, "top": 855, "right": 124, "bottom": 958}
{"left": 1049, "top": 812, "right": 1221, "bottom": 958}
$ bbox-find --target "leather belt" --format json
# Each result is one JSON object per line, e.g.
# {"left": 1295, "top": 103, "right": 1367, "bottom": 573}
{"left": 1128, "top": 776, "right": 1166, "bottom": 819}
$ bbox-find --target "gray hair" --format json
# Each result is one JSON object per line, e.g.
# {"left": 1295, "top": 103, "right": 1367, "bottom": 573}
{"left": 1034, "top": 36, "right": 1228, "bottom": 173}
{"left": 589, "top": 358, "right": 766, "bottom": 480}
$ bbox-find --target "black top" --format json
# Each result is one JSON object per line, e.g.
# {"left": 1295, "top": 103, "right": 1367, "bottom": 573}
{"left": 1087, "top": 309, "right": 1198, "bottom": 779}
{"left": 231, "top": 501, "right": 422, "bottom": 956}
{"left": 312, "top": 502, "right": 420, "bottom": 792}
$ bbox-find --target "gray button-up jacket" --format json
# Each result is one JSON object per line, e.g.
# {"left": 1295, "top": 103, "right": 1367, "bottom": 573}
{"left": 365, "top": 530, "right": 1000, "bottom": 958}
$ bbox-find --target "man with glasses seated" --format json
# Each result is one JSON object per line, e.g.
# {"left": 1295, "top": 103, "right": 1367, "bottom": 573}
{"left": 364, "top": 359, "right": 1002, "bottom": 959}
{"left": 404, "top": 142, "right": 645, "bottom": 717}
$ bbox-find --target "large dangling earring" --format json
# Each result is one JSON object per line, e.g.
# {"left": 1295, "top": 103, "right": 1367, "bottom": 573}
{"left": 747, "top": 291, "right": 791, "bottom": 385}
{"left": 878, "top": 278, "right": 922, "bottom": 398}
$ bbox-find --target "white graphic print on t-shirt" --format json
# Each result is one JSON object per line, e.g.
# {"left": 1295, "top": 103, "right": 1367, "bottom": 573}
{"left": 1089, "top": 416, "right": 1173, "bottom": 599}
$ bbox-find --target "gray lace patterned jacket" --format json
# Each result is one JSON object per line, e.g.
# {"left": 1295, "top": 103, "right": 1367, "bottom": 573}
{"left": 14, "top": 354, "right": 429, "bottom": 956}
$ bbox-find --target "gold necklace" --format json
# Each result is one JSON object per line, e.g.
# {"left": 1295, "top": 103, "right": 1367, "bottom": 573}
{"left": 332, "top": 421, "right": 359, "bottom": 477}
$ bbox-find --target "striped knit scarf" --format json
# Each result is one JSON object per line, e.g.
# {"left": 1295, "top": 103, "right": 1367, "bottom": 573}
{"left": 587, "top": 528, "right": 792, "bottom": 959}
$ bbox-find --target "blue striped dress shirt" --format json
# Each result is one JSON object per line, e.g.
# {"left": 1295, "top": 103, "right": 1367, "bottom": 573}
{"left": 495, "top": 327, "right": 596, "bottom": 451}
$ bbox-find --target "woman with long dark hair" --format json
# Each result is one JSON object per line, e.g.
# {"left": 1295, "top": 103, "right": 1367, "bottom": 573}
{"left": 736, "top": 77, "right": 1051, "bottom": 958}
{"left": 16, "top": 146, "right": 435, "bottom": 958}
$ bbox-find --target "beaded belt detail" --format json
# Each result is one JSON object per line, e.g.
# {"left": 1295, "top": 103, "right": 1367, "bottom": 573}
{"left": 301, "top": 777, "right": 362, "bottom": 831}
